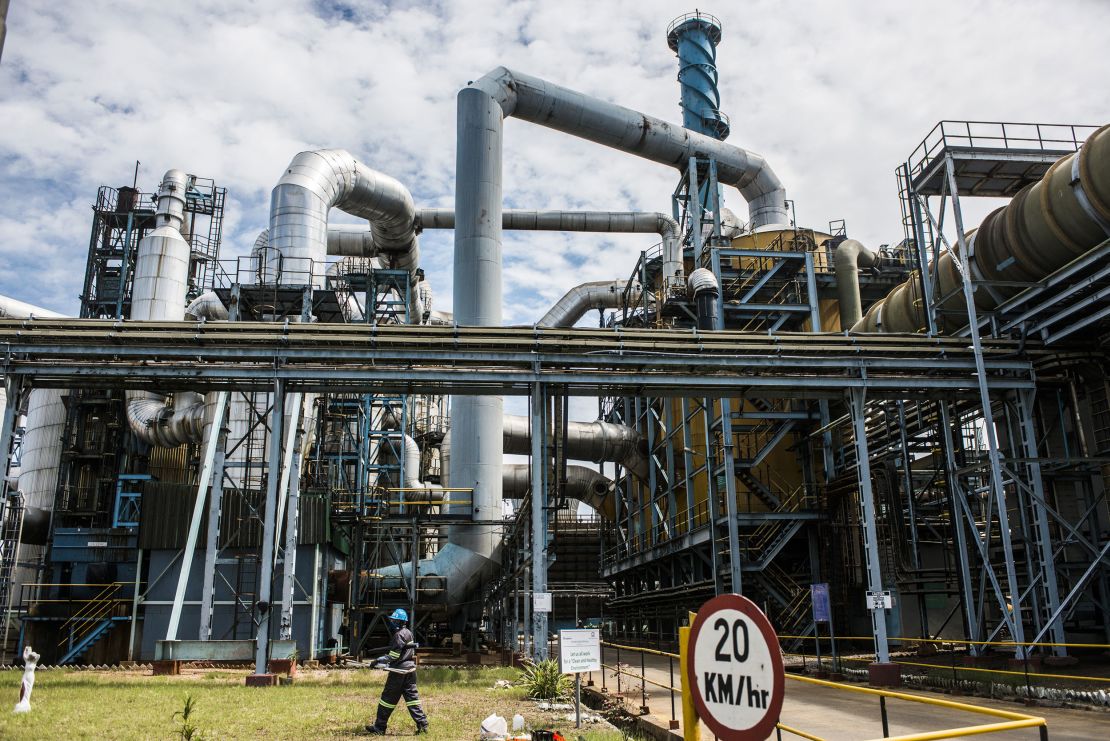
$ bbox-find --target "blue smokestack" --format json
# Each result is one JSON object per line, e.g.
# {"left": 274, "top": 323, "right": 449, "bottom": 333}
{"left": 667, "top": 11, "right": 729, "bottom": 141}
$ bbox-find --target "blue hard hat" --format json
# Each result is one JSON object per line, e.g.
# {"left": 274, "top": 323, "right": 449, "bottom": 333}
{"left": 388, "top": 608, "right": 408, "bottom": 623}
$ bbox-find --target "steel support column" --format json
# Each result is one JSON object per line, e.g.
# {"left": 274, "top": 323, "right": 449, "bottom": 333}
{"left": 254, "top": 380, "right": 286, "bottom": 676}
{"left": 530, "top": 382, "right": 548, "bottom": 661}
{"left": 848, "top": 388, "right": 891, "bottom": 664}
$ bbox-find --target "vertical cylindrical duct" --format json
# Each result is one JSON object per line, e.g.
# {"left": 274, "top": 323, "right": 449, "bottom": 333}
{"left": 688, "top": 267, "right": 720, "bottom": 330}
{"left": 131, "top": 170, "right": 190, "bottom": 322}
{"left": 444, "top": 86, "right": 506, "bottom": 594}
{"left": 667, "top": 12, "right": 729, "bottom": 140}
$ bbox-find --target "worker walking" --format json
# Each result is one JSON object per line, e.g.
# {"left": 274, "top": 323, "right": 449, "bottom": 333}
{"left": 367, "top": 608, "right": 428, "bottom": 735}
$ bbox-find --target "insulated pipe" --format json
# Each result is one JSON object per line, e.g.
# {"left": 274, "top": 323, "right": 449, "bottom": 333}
{"left": 687, "top": 267, "right": 720, "bottom": 330}
{"left": 538, "top": 280, "right": 628, "bottom": 327}
{"left": 0, "top": 296, "right": 65, "bottom": 320}
{"left": 856, "top": 124, "right": 1110, "bottom": 333}
{"left": 833, "top": 239, "right": 880, "bottom": 329}
{"left": 500, "top": 464, "right": 614, "bottom": 519}
{"left": 125, "top": 170, "right": 208, "bottom": 447}
{"left": 502, "top": 414, "right": 649, "bottom": 481}
{"left": 268, "top": 150, "right": 420, "bottom": 289}
{"left": 420, "top": 208, "right": 682, "bottom": 288}
{"left": 184, "top": 291, "right": 229, "bottom": 321}
{"left": 466, "top": 67, "right": 788, "bottom": 227}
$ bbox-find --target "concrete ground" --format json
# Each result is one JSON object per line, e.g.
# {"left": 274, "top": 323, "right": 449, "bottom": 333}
{"left": 594, "top": 646, "right": 1110, "bottom": 740}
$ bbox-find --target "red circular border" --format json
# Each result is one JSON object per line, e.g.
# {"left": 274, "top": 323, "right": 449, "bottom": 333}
{"left": 685, "top": 593, "right": 785, "bottom": 741}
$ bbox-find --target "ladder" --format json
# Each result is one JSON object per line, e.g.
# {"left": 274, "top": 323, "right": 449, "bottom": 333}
{"left": 0, "top": 492, "right": 26, "bottom": 660}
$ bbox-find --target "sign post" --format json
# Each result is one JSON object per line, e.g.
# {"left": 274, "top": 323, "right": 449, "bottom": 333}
{"left": 686, "top": 594, "right": 785, "bottom": 740}
{"left": 559, "top": 628, "right": 601, "bottom": 728}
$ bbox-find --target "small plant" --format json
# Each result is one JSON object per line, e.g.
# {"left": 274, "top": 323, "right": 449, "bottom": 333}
{"left": 519, "top": 658, "right": 572, "bottom": 700}
{"left": 172, "top": 694, "right": 200, "bottom": 740}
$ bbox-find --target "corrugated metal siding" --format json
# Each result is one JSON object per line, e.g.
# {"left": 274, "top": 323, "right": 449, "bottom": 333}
{"left": 138, "top": 485, "right": 330, "bottom": 549}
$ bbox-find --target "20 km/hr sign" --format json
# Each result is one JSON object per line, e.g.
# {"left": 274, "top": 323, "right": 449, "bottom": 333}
{"left": 686, "top": 594, "right": 784, "bottom": 740}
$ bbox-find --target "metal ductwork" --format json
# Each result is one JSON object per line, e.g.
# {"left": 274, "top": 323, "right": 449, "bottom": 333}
{"left": 833, "top": 239, "right": 879, "bottom": 329}
{"left": 856, "top": 124, "right": 1110, "bottom": 333}
{"left": 450, "top": 68, "right": 788, "bottom": 605}
{"left": 464, "top": 67, "right": 788, "bottom": 229}
{"left": 687, "top": 267, "right": 720, "bottom": 330}
{"left": 267, "top": 150, "right": 420, "bottom": 290}
{"left": 501, "top": 464, "right": 614, "bottom": 519}
{"left": 538, "top": 280, "right": 628, "bottom": 328}
{"left": 667, "top": 11, "right": 729, "bottom": 140}
{"left": 125, "top": 170, "right": 208, "bottom": 448}
{"left": 502, "top": 414, "right": 649, "bottom": 481}
{"left": 184, "top": 291, "right": 229, "bottom": 321}
{"left": 420, "top": 208, "right": 682, "bottom": 289}
{"left": 0, "top": 296, "right": 65, "bottom": 320}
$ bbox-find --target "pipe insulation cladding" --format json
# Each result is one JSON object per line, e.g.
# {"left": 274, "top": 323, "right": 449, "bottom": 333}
{"left": 856, "top": 124, "right": 1110, "bottom": 333}
{"left": 834, "top": 239, "right": 880, "bottom": 329}
{"left": 268, "top": 150, "right": 421, "bottom": 289}
{"left": 125, "top": 170, "right": 210, "bottom": 448}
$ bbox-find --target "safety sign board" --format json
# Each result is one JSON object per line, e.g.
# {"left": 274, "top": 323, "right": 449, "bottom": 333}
{"left": 559, "top": 629, "right": 601, "bottom": 674}
{"left": 686, "top": 593, "right": 784, "bottom": 740}
{"left": 866, "top": 591, "right": 893, "bottom": 610}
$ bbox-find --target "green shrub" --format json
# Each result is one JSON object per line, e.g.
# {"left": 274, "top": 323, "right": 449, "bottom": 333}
{"left": 172, "top": 694, "right": 200, "bottom": 740}
{"left": 519, "top": 659, "right": 572, "bottom": 700}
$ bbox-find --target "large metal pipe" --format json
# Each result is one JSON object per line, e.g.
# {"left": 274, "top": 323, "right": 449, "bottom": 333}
{"left": 834, "top": 239, "right": 879, "bottom": 329}
{"left": 268, "top": 150, "right": 420, "bottom": 289}
{"left": 125, "top": 170, "right": 209, "bottom": 447}
{"left": 538, "top": 280, "right": 628, "bottom": 328}
{"left": 502, "top": 414, "right": 648, "bottom": 481}
{"left": 687, "top": 267, "right": 720, "bottom": 330}
{"left": 466, "top": 67, "right": 788, "bottom": 228}
{"left": 421, "top": 208, "right": 682, "bottom": 288}
{"left": 856, "top": 124, "right": 1110, "bottom": 333}
{"left": 501, "top": 464, "right": 614, "bottom": 519}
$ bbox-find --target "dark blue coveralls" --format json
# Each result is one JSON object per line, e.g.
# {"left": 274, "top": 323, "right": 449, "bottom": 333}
{"left": 370, "top": 625, "right": 428, "bottom": 733}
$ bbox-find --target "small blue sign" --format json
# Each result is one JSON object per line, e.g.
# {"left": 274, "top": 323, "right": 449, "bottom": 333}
{"left": 811, "top": 583, "right": 831, "bottom": 623}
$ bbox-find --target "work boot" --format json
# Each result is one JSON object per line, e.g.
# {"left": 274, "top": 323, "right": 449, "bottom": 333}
{"left": 415, "top": 725, "right": 428, "bottom": 735}
{"left": 365, "top": 725, "right": 386, "bottom": 735}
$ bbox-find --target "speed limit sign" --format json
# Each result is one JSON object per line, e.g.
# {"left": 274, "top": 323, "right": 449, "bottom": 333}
{"left": 686, "top": 594, "right": 784, "bottom": 740}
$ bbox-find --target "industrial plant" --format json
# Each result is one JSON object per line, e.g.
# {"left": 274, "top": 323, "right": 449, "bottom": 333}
{"left": 0, "top": 9, "right": 1107, "bottom": 691}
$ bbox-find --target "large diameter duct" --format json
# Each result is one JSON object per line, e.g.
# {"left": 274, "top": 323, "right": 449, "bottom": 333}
{"left": 125, "top": 170, "right": 208, "bottom": 447}
{"left": 466, "top": 67, "right": 788, "bottom": 227}
{"left": 833, "top": 239, "right": 879, "bottom": 329}
{"left": 421, "top": 208, "right": 682, "bottom": 288}
{"left": 667, "top": 11, "right": 730, "bottom": 140}
{"left": 500, "top": 464, "right": 614, "bottom": 519}
{"left": 502, "top": 414, "right": 649, "bottom": 481}
{"left": 538, "top": 280, "right": 628, "bottom": 328}
{"left": 687, "top": 267, "right": 720, "bottom": 330}
{"left": 0, "top": 296, "right": 64, "bottom": 440}
{"left": 267, "top": 150, "right": 420, "bottom": 289}
{"left": 856, "top": 124, "right": 1110, "bottom": 333}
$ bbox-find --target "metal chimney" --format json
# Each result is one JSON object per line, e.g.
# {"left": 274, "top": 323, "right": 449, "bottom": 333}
{"left": 667, "top": 10, "right": 729, "bottom": 140}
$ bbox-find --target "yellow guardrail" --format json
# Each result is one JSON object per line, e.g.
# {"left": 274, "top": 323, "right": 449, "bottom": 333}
{"left": 780, "top": 674, "right": 1047, "bottom": 741}
{"left": 778, "top": 633, "right": 1110, "bottom": 650}
{"left": 605, "top": 635, "right": 1050, "bottom": 741}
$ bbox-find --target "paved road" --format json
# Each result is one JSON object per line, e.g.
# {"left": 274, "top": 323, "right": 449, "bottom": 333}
{"left": 594, "top": 646, "right": 1108, "bottom": 740}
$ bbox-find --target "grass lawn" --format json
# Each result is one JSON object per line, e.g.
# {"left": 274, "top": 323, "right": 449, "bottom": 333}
{"left": 0, "top": 665, "right": 636, "bottom": 740}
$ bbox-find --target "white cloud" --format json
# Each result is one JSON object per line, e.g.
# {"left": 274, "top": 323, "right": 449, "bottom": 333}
{"left": 0, "top": 0, "right": 1107, "bottom": 319}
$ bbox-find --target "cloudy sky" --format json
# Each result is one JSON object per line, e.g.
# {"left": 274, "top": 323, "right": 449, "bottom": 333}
{"left": 1, "top": 0, "right": 1107, "bottom": 321}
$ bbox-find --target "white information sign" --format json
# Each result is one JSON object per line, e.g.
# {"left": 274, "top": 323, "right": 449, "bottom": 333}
{"left": 867, "top": 591, "right": 893, "bottom": 610}
{"left": 559, "top": 629, "right": 601, "bottom": 674}
{"left": 687, "top": 593, "right": 784, "bottom": 741}
{"left": 533, "top": 592, "right": 552, "bottom": 613}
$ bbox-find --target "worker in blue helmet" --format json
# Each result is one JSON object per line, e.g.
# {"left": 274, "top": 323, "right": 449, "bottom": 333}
{"left": 366, "top": 608, "right": 428, "bottom": 735}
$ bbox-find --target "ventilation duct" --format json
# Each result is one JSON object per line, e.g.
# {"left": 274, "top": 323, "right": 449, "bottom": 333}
{"left": 502, "top": 414, "right": 649, "bottom": 481}
{"left": 420, "top": 208, "right": 681, "bottom": 290}
{"left": 833, "top": 239, "right": 879, "bottom": 329}
{"left": 267, "top": 150, "right": 420, "bottom": 290}
{"left": 538, "top": 280, "right": 629, "bottom": 328}
{"left": 687, "top": 267, "right": 720, "bottom": 330}
{"left": 855, "top": 124, "right": 1110, "bottom": 333}
{"left": 125, "top": 170, "right": 209, "bottom": 447}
